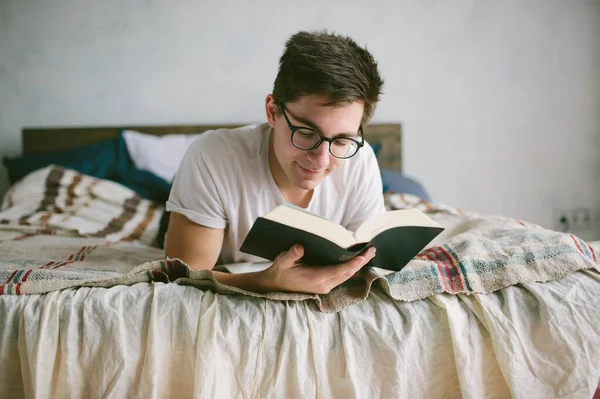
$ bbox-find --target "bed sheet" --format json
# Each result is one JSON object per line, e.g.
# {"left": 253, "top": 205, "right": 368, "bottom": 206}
{"left": 1, "top": 269, "right": 599, "bottom": 398}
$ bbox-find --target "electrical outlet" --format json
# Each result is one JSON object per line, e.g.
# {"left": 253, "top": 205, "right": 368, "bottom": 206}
{"left": 554, "top": 207, "right": 596, "bottom": 233}
{"left": 571, "top": 208, "right": 592, "bottom": 229}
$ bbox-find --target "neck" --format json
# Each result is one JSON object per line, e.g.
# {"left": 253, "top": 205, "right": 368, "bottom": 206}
{"left": 268, "top": 132, "right": 313, "bottom": 208}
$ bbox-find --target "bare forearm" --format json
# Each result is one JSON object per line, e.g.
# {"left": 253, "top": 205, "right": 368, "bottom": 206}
{"left": 179, "top": 259, "right": 273, "bottom": 293}
{"left": 173, "top": 243, "right": 374, "bottom": 295}
{"left": 211, "top": 270, "right": 273, "bottom": 294}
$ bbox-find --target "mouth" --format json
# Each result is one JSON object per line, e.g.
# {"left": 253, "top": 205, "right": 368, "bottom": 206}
{"left": 297, "top": 163, "right": 325, "bottom": 176}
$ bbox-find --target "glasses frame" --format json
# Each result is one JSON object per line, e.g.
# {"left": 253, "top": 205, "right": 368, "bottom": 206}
{"left": 279, "top": 102, "right": 364, "bottom": 159}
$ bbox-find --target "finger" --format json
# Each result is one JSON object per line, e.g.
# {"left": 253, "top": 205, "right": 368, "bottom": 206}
{"left": 276, "top": 244, "right": 304, "bottom": 265}
{"left": 358, "top": 245, "right": 376, "bottom": 257}
{"left": 352, "top": 248, "right": 376, "bottom": 276}
{"left": 349, "top": 246, "right": 376, "bottom": 271}
{"left": 354, "top": 246, "right": 377, "bottom": 264}
{"left": 324, "top": 247, "right": 377, "bottom": 282}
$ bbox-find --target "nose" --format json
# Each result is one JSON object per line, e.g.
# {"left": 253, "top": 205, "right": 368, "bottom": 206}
{"left": 306, "top": 142, "right": 330, "bottom": 167}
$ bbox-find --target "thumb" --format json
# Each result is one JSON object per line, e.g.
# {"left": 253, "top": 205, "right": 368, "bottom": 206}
{"left": 274, "top": 244, "right": 304, "bottom": 268}
{"left": 286, "top": 244, "right": 304, "bottom": 262}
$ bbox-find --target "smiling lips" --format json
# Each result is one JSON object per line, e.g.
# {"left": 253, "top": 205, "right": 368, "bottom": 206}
{"left": 297, "top": 163, "right": 325, "bottom": 176}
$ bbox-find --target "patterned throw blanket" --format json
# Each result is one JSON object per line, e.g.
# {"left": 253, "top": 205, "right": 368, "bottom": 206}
{"left": 1, "top": 166, "right": 598, "bottom": 312}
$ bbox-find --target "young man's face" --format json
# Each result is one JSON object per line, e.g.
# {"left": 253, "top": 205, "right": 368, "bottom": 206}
{"left": 266, "top": 94, "right": 364, "bottom": 193}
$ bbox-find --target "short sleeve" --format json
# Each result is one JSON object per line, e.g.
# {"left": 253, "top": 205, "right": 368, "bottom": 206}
{"left": 343, "top": 143, "right": 386, "bottom": 232}
{"left": 165, "top": 136, "right": 228, "bottom": 229}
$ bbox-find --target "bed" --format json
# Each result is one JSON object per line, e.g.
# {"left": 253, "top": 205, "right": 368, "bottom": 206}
{"left": 0, "top": 123, "right": 599, "bottom": 398}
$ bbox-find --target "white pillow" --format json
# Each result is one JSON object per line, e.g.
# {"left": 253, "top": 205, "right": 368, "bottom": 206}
{"left": 122, "top": 130, "right": 200, "bottom": 182}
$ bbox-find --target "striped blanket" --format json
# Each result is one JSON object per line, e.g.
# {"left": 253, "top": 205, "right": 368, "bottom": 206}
{"left": 1, "top": 165, "right": 162, "bottom": 246}
{"left": 0, "top": 166, "right": 598, "bottom": 312}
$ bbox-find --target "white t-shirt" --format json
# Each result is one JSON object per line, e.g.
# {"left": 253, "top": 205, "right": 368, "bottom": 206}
{"left": 166, "top": 123, "right": 385, "bottom": 265}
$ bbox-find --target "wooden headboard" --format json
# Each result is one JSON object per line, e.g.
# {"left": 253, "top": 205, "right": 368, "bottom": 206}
{"left": 22, "top": 123, "right": 402, "bottom": 171}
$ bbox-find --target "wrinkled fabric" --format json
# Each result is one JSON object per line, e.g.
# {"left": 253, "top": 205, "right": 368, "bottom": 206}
{"left": 2, "top": 210, "right": 599, "bottom": 314}
{"left": 1, "top": 270, "right": 598, "bottom": 398}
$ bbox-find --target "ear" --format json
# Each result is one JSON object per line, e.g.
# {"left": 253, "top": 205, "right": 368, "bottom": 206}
{"left": 265, "top": 94, "right": 278, "bottom": 128}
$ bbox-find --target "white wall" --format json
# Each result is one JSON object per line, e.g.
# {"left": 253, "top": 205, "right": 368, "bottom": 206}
{"left": 1, "top": 0, "right": 599, "bottom": 237}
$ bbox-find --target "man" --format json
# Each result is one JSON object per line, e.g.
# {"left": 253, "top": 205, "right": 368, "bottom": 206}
{"left": 165, "top": 30, "right": 385, "bottom": 294}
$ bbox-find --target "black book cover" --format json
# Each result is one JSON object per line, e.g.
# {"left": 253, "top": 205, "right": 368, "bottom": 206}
{"left": 239, "top": 218, "right": 444, "bottom": 272}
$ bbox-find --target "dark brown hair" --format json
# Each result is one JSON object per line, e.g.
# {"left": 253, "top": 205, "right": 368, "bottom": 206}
{"left": 272, "top": 30, "right": 384, "bottom": 125}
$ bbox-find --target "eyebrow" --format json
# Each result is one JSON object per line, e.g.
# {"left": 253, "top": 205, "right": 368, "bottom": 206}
{"left": 287, "top": 110, "right": 359, "bottom": 139}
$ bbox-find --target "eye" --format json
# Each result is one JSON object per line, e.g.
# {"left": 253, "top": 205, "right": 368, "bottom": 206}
{"left": 333, "top": 139, "right": 351, "bottom": 147}
{"left": 296, "top": 129, "right": 317, "bottom": 138}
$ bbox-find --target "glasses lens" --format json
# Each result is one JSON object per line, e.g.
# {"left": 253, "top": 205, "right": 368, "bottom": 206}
{"left": 330, "top": 138, "right": 359, "bottom": 158}
{"left": 292, "top": 129, "right": 321, "bottom": 149}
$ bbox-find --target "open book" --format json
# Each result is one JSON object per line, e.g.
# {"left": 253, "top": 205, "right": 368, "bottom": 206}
{"left": 239, "top": 203, "right": 444, "bottom": 272}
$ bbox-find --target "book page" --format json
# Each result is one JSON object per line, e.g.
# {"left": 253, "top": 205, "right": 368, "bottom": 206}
{"left": 264, "top": 204, "right": 357, "bottom": 248}
{"left": 220, "top": 262, "right": 272, "bottom": 274}
{"left": 354, "top": 209, "right": 442, "bottom": 243}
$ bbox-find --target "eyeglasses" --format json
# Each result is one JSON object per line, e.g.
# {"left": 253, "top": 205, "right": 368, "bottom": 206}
{"left": 279, "top": 103, "right": 364, "bottom": 159}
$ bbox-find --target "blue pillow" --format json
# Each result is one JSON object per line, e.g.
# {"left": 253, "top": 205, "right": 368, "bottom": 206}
{"left": 3, "top": 139, "right": 119, "bottom": 185}
{"left": 369, "top": 142, "right": 432, "bottom": 200}
{"left": 2, "top": 133, "right": 172, "bottom": 204}
{"left": 380, "top": 169, "right": 432, "bottom": 201}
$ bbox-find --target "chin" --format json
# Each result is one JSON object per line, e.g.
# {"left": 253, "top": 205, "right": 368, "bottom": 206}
{"left": 292, "top": 179, "right": 318, "bottom": 191}
{"left": 292, "top": 175, "right": 324, "bottom": 191}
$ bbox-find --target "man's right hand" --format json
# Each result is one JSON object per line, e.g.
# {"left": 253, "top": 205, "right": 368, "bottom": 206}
{"left": 165, "top": 212, "right": 376, "bottom": 295}
{"left": 257, "top": 244, "right": 377, "bottom": 295}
